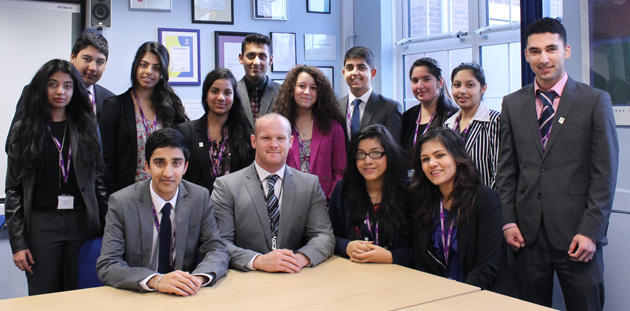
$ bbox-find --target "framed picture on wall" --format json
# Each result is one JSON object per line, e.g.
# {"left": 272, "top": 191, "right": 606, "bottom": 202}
{"left": 253, "top": 0, "right": 288, "bottom": 20}
{"left": 158, "top": 28, "right": 201, "bottom": 85}
{"left": 304, "top": 34, "right": 336, "bottom": 60}
{"left": 317, "top": 66, "right": 334, "bottom": 88}
{"left": 307, "top": 0, "right": 331, "bottom": 14}
{"left": 130, "top": 0, "right": 171, "bottom": 11}
{"left": 215, "top": 31, "right": 256, "bottom": 80}
{"left": 191, "top": 0, "right": 234, "bottom": 24}
{"left": 271, "top": 32, "right": 296, "bottom": 72}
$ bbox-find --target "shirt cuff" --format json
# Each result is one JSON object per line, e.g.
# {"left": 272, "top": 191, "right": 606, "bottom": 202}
{"left": 502, "top": 223, "right": 517, "bottom": 231}
{"left": 246, "top": 253, "right": 261, "bottom": 270}
{"left": 193, "top": 273, "right": 214, "bottom": 286}
{"left": 139, "top": 273, "right": 160, "bottom": 292}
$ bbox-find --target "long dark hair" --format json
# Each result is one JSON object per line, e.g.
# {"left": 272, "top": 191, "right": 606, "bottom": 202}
{"left": 131, "top": 41, "right": 188, "bottom": 127}
{"left": 409, "top": 57, "right": 459, "bottom": 130}
{"left": 273, "top": 65, "right": 344, "bottom": 134}
{"left": 13, "top": 59, "right": 102, "bottom": 180}
{"left": 343, "top": 125, "right": 408, "bottom": 246}
{"left": 201, "top": 68, "right": 254, "bottom": 165}
{"left": 410, "top": 128, "right": 480, "bottom": 226}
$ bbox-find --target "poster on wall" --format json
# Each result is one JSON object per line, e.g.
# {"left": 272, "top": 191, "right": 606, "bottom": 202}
{"left": 158, "top": 28, "right": 201, "bottom": 85}
{"left": 215, "top": 31, "right": 256, "bottom": 79}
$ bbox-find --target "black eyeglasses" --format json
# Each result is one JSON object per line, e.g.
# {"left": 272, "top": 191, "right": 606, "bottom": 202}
{"left": 355, "top": 151, "right": 386, "bottom": 160}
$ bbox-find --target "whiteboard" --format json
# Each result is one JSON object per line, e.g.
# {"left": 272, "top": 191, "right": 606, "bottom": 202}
{"left": 0, "top": 0, "right": 80, "bottom": 195}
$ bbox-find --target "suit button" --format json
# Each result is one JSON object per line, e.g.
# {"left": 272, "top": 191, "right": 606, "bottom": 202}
{"left": 541, "top": 166, "right": 547, "bottom": 172}
{"left": 537, "top": 193, "right": 541, "bottom": 198}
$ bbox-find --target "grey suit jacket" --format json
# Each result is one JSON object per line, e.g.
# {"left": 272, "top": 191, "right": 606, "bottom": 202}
{"left": 339, "top": 91, "right": 403, "bottom": 142}
{"left": 496, "top": 77, "right": 619, "bottom": 251}
{"left": 212, "top": 163, "right": 335, "bottom": 271}
{"left": 237, "top": 77, "right": 281, "bottom": 127}
{"left": 97, "top": 180, "right": 230, "bottom": 292}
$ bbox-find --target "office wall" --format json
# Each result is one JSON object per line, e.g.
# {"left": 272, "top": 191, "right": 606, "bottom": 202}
{"left": 98, "top": 1, "right": 343, "bottom": 107}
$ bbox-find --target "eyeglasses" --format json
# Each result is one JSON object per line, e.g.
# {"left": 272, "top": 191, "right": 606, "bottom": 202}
{"left": 355, "top": 151, "right": 386, "bottom": 160}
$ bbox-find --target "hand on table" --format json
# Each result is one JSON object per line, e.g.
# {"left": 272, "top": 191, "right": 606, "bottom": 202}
{"left": 253, "top": 249, "right": 304, "bottom": 273}
{"left": 149, "top": 271, "right": 203, "bottom": 296}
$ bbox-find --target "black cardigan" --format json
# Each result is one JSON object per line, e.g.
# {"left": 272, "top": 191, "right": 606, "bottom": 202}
{"left": 412, "top": 184, "right": 502, "bottom": 289}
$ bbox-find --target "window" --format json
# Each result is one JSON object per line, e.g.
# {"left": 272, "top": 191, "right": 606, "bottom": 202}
{"left": 396, "top": 0, "right": 563, "bottom": 112}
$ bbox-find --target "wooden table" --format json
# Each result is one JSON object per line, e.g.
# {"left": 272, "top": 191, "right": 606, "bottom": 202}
{"left": 403, "top": 290, "right": 557, "bottom": 310}
{"left": 0, "top": 256, "right": 479, "bottom": 310}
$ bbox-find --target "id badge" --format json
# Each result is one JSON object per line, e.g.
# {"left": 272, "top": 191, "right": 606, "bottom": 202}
{"left": 57, "top": 195, "right": 74, "bottom": 210}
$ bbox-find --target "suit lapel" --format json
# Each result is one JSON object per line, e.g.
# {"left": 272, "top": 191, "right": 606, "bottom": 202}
{"left": 277, "top": 168, "right": 296, "bottom": 248}
{"left": 260, "top": 79, "right": 275, "bottom": 115}
{"left": 174, "top": 183, "right": 189, "bottom": 270}
{"left": 244, "top": 164, "right": 273, "bottom": 249}
{"left": 94, "top": 85, "right": 103, "bottom": 115}
{"left": 309, "top": 119, "right": 323, "bottom": 170}
{"left": 542, "top": 78, "right": 577, "bottom": 159}
{"left": 194, "top": 118, "right": 214, "bottom": 184}
{"left": 340, "top": 95, "right": 349, "bottom": 116}
{"left": 237, "top": 79, "right": 254, "bottom": 126}
{"left": 360, "top": 92, "right": 379, "bottom": 130}
{"left": 520, "top": 86, "right": 545, "bottom": 157}
{"left": 290, "top": 127, "right": 301, "bottom": 166}
{"left": 138, "top": 184, "right": 155, "bottom": 269}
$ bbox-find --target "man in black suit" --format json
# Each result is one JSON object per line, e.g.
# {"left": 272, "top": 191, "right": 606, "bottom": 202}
{"left": 9, "top": 32, "right": 114, "bottom": 131}
{"left": 338, "top": 46, "right": 402, "bottom": 143}
{"left": 497, "top": 18, "right": 619, "bottom": 311}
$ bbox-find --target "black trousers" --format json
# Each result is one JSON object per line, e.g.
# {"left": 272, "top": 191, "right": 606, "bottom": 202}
{"left": 513, "top": 227, "right": 604, "bottom": 311}
{"left": 26, "top": 209, "right": 87, "bottom": 295}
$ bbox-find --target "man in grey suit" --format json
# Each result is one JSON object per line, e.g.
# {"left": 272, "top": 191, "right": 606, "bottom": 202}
{"left": 497, "top": 18, "right": 618, "bottom": 311}
{"left": 212, "top": 113, "right": 335, "bottom": 273}
{"left": 236, "top": 33, "right": 281, "bottom": 128}
{"left": 339, "top": 46, "right": 402, "bottom": 143}
{"left": 97, "top": 128, "right": 229, "bottom": 295}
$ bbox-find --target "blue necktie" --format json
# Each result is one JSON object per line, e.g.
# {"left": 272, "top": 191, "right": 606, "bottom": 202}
{"left": 158, "top": 203, "right": 172, "bottom": 273}
{"left": 265, "top": 175, "right": 280, "bottom": 241}
{"left": 538, "top": 90, "right": 556, "bottom": 149}
{"left": 350, "top": 98, "right": 362, "bottom": 137}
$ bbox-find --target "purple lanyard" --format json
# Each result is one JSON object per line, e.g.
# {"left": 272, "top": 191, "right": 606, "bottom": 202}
{"left": 132, "top": 90, "right": 157, "bottom": 135}
{"left": 294, "top": 126, "right": 311, "bottom": 173}
{"left": 413, "top": 109, "right": 436, "bottom": 147}
{"left": 365, "top": 211, "right": 379, "bottom": 245}
{"left": 49, "top": 125, "right": 72, "bottom": 184}
{"left": 439, "top": 200, "right": 455, "bottom": 264}
{"left": 151, "top": 204, "right": 176, "bottom": 270}
{"left": 207, "top": 127, "right": 228, "bottom": 178}
{"left": 452, "top": 115, "right": 470, "bottom": 141}
{"left": 346, "top": 101, "right": 353, "bottom": 130}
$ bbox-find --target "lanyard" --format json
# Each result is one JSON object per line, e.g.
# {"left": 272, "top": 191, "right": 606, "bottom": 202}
{"left": 49, "top": 124, "right": 71, "bottom": 184}
{"left": 294, "top": 126, "right": 311, "bottom": 173}
{"left": 132, "top": 90, "right": 157, "bottom": 136}
{"left": 151, "top": 204, "right": 176, "bottom": 271}
{"left": 413, "top": 108, "right": 436, "bottom": 147}
{"left": 439, "top": 200, "right": 455, "bottom": 265}
{"left": 453, "top": 115, "right": 470, "bottom": 141}
{"left": 207, "top": 126, "right": 228, "bottom": 178}
{"left": 365, "top": 211, "right": 379, "bottom": 245}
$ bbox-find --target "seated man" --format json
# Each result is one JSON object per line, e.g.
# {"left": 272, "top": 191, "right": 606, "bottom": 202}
{"left": 97, "top": 128, "right": 229, "bottom": 295}
{"left": 212, "top": 113, "right": 335, "bottom": 273}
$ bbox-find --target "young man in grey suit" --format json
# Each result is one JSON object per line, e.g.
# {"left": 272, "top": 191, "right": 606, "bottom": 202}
{"left": 339, "top": 46, "right": 402, "bottom": 143}
{"left": 236, "top": 33, "right": 281, "bottom": 128}
{"left": 497, "top": 18, "right": 619, "bottom": 311}
{"left": 10, "top": 32, "right": 115, "bottom": 130}
{"left": 97, "top": 128, "right": 229, "bottom": 295}
{"left": 212, "top": 113, "right": 335, "bottom": 273}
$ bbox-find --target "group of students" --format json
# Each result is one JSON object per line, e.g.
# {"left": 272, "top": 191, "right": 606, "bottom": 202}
{"left": 5, "top": 17, "right": 618, "bottom": 311}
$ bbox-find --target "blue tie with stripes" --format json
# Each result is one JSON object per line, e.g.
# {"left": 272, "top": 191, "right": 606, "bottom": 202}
{"left": 538, "top": 90, "right": 556, "bottom": 148}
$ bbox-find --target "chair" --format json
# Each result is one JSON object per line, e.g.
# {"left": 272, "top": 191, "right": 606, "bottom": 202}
{"left": 77, "top": 236, "right": 104, "bottom": 289}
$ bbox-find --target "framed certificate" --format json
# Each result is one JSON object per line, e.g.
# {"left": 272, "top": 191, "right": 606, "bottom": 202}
{"left": 271, "top": 32, "right": 296, "bottom": 72}
{"left": 192, "top": 0, "right": 234, "bottom": 24}
{"left": 253, "top": 0, "right": 288, "bottom": 20}
{"left": 158, "top": 28, "right": 201, "bottom": 85}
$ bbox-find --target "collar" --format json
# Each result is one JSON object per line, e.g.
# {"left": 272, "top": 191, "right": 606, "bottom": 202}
{"left": 86, "top": 84, "right": 95, "bottom": 95}
{"left": 149, "top": 180, "right": 179, "bottom": 213}
{"left": 244, "top": 76, "right": 268, "bottom": 93}
{"left": 348, "top": 87, "right": 373, "bottom": 106}
{"left": 534, "top": 72, "right": 568, "bottom": 97}
{"left": 444, "top": 101, "right": 491, "bottom": 128}
{"left": 254, "top": 161, "right": 286, "bottom": 183}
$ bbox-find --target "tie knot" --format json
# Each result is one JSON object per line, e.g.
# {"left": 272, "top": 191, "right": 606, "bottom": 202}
{"left": 267, "top": 174, "right": 279, "bottom": 187}
{"left": 352, "top": 98, "right": 362, "bottom": 109}
{"left": 162, "top": 203, "right": 172, "bottom": 217}
{"left": 538, "top": 90, "right": 556, "bottom": 105}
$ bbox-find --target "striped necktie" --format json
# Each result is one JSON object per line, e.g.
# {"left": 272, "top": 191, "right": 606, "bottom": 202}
{"left": 538, "top": 90, "right": 556, "bottom": 149}
{"left": 265, "top": 174, "right": 280, "bottom": 245}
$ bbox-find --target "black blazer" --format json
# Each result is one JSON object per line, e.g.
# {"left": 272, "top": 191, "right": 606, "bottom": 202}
{"left": 338, "top": 91, "right": 403, "bottom": 144}
{"left": 177, "top": 116, "right": 253, "bottom": 192}
{"left": 412, "top": 184, "right": 502, "bottom": 290}
{"left": 328, "top": 180, "right": 412, "bottom": 267}
{"left": 98, "top": 89, "right": 140, "bottom": 195}
{"left": 400, "top": 100, "right": 459, "bottom": 159}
